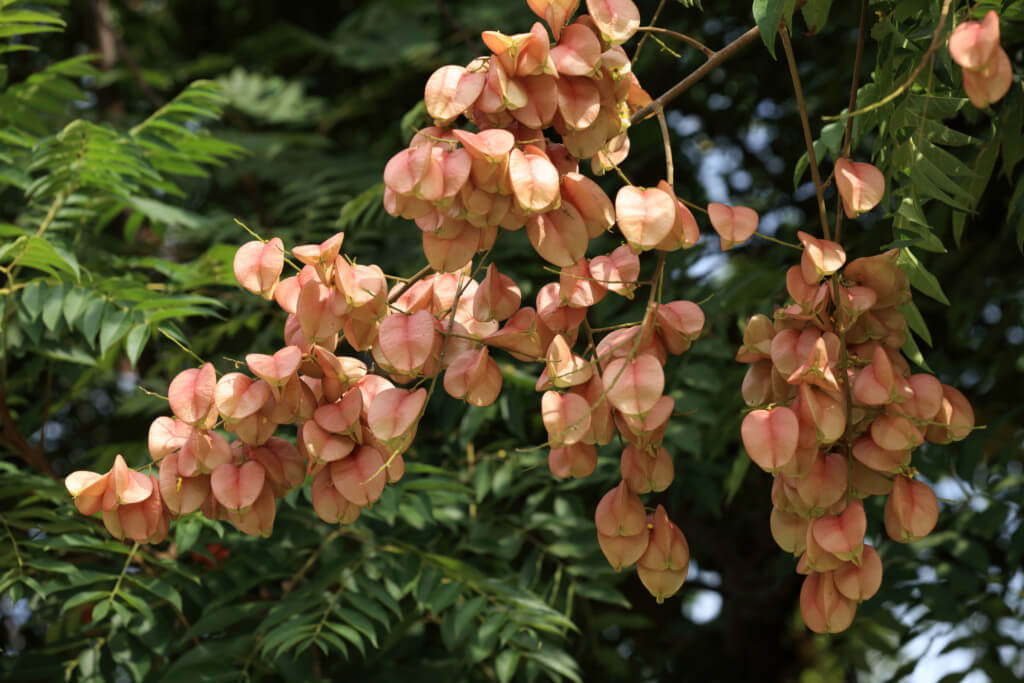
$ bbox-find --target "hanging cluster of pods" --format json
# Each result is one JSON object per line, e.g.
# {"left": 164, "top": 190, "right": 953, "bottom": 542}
{"left": 63, "top": 0, "right": 990, "bottom": 627}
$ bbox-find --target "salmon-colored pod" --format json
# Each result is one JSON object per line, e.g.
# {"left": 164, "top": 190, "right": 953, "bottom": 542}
{"left": 298, "top": 420, "right": 355, "bottom": 464}
{"left": 786, "top": 265, "right": 819, "bottom": 311}
{"left": 556, "top": 76, "right": 601, "bottom": 131}
{"left": 334, "top": 261, "right": 387, "bottom": 320}
{"left": 541, "top": 390, "right": 591, "bottom": 446}
{"left": 848, "top": 458, "right": 893, "bottom": 498}
{"left": 262, "top": 375, "right": 315, "bottom": 425}
{"left": 597, "top": 529, "right": 650, "bottom": 572}
{"left": 741, "top": 406, "right": 799, "bottom": 472}
{"left": 925, "top": 384, "right": 975, "bottom": 443}
{"left": 376, "top": 310, "right": 436, "bottom": 375}
{"left": 510, "top": 75, "right": 560, "bottom": 129}
{"left": 794, "top": 451, "right": 848, "bottom": 511}
{"left": 615, "top": 185, "right": 675, "bottom": 251}
{"left": 246, "top": 346, "right": 302, "bottom": 400}
{"left": 210, "top": 460, "right": 265, "bottom": 511}
{"left": 550, "top": 20, "right": 601, "bottom": 73}
{"left": 526, "top": 203, "right": 590, "bottom": 267}
{"left": 589, "top": 245, "right": 639, "bottom": 298}
{"left": 787, "top": 336, "right": 840, "bottom": 393}
{"left": 233, "top": 237, "right": 285, "bottom": 300}
{"left": 741, "top": 361, "right": 773, "bottom": 407}
{"left": 367, "top": 387, "right": 426, "bottom": 447}
{"left": 595, "top": 480, "right": 647, "bottom": 537}
{"left": 885, "top": 476, "right": 939, "bottom": 542}
{"left": 768, "top": 328, "right": 805, "bottom": 377}
{"left": 852, "top": 345, "right": 895, "bottom": 406}
{"left": 147, "top": 416, "right": 191, "bottom": 461}
{"left": 834, "top": 158, "right": 885, "bottom": 218}
{"left": 812, "top": 500, "right": 866, "bottom": 563}
{"left": 545, "top": 335, "right": 593, "bottom": 388}
{"left": 620, "top": 444, "right": 673, "bottom": 494}
{"left": 383, "top": 186, "right": 434, "bottom": 220}
{"left": 775, "top": 440, "right": 820, "bottom": 479}
{"left": 452, "top": 129, "right": 513, "bottom": 194}
{"left": 296, "top": 280, "right": 345, "bottom": 343}
{"left": 354, "top": 375, "right": 396, "bottom": 422}
{"left": 592, "top": 321, "right": 665, "bottom": 364}
{"left": 536, "top": 282, "right": 587, "bottom": 337}
{"left": 343, "top": 317, "right": 380, "bottom": 352}
{"left": 102, "top": 454, "right": 153, "bottom": 511}
{"left": 707, "top": 202, "right": 758, "bottom": 250}
{"left": 104, "top": 475, "right": 166, "bottom": 543}
{"left": 617, "top": 395, "right": 673, "bottom": 446}
{"left": 770, "top": 507, "right": 808, "bottom": 556}
{"left": 962, "top": 47, "right": 1012, "bottom": 108}
{"left": 314, "top": 390, "right": 362, "bottom": 437}
{"left": 843, "top": 250, "right": 908, "bottom": 308}
{"left": 949, "top": 11, "right": 1000, "bottom": 70}
{"left": 65, "top": 470, "right": 110, "bottom": 516}
{"left": 803, "top": 521, "right": 846, "bottom": 573}
{"left": 284, "top": 313, "right": 328, "bottom": 357}
{"left": 586, "top": 0, "right": 640, "bottom": 45}
{"left": 834, "top": 284, "right": 878, "bottom": 329}
{"left": 225, "top": 485, "right": 276, "bottom": 537}
{"left": 168, "top": 363, "right": 218, "bottom": 428}
{"left": 422, "top": 223, "right": 480, "bottom": 274}
{"left": 178, "top": 428, "right": 232, "bottom": 476}
{"left": 249, "top": 438, "right": 305, "bottom": 497}
{"left": 890, "top": 373, "right": 943, "bottom": 421}
{"left": 868, "top": 307, "right": 906, "bottom": 349}
{"left": 484, "top": 306, "right": 547, "bottom": 361}
{"left": 443, "top": 347, "right": 503, "bottom": 406}
{"left": 558, "top": 259, "right": 607, "bottom": 309}
{"left": 389, "top": 278, "right": 435, "bottom": 318}
{"left": 851, "top": 435, "right": 909, "bottom": 474}
{"left": 656, "top": 301, "right": 704, "bottom": 355}
{"left": 548, "top": 442, "right": 598, "bottom": 479}
{"left": 602, "top": 354, "right": 663, "bottom": 416}
{"left": 734, "top": 314, "right": 775, "bottom": 363}
{"left": 508, "top": 146, "right": 560, "bottom": 215}
{"left": 311, "top": 467, "right": 362, "bottom": 524}
{"left": 800, "top": 571, "right": 857, "bottom": 634}
{"left": 833, "top": 545, "right": 883, "bottom": 601}
{"left": 214, "top": 373, "right": 273, "bottom": 424}
{"left": 637, "top": 506, "right": 689, "bottom": 591}
{"left": 225, "top": 400, "right": 278, "bottom": 446}
{"left": 383, "top": 147, "right": 426, "bottom": 196}
{"left": 273, "top": 265, "right": 315, "bottom": 316}
{"left": 573, "top": 375, "right": 614, "bottom": 445}
{"left": 424, "top": 65, "right": 486, "bottom": 123}
{"left": 158, "top": 453, "right": 209, "bottom": 516}
{"left": 292, "top": 232, "right": 344, "bottom": 284}
{"left": 871, "top": 413, "right": 924, "bottom": 452}
{"left": 562, "top": 111, "right": 616, "bottom": 161}
{"left": 474, "top": 263, "right": 522, "bottom": 323}
{"left": 526, "top": 0, "right": 580, "bottom": 40}
{"left": 652, "top": 181, "right": 700, "bottom": 252}
{"left": 797, "top": 231, "right": 846, "bottom": 283}
{"left": 797, "top": 384, "right": 846, "bottom": 446}
{"left": 330, "top": 445, "right": 387, "bottom": 506}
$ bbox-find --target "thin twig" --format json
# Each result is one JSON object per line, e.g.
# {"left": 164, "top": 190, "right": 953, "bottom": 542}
{"left": 822, "top": 0, "right": 954, "bottom": 122}
{"left": 655, "top": 105, "right": 674, "bottom": 186}
{"left": 835, "top": 0, "right": 869, "bottom": 244}
{"left": 779, "top": 25, "right": 831, "bottom": 241}
{"left": 636, "top": 26, "right": 714, "bottom": 58}
{"left": 632, "top": 0, "right": 668, "bottom": 64}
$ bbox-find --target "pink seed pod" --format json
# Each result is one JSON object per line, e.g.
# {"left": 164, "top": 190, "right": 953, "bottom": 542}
{"left": 526, "top": 203, "right": 590, "bottom": 267}
{"left": 653, "top": 181, "right": 700, "bottom": 252}
{"left": 637, "top": 505, "right": 690, "bottom": 602}
{"left": 443, "top": 347, "right": 503, "bottom": 407}
{"left": 508, "top": 146, "right": 561, "bottom": 214}
{"left": 147, "top": 416, "right": 192, "bottom": 462}
{"left": 546, "top": 334, "right": 593, "bottom": 388}
{"left": 225, "top": 485, "right": 277, "bottom": 537}
{"left": 586, "top": 0, "right": 640, "bottom": 45}
{"left": 770, "top": 507, "right": 808, "bottom": 556}
{"left": 556, "top": 76, "right": 601, "bottom": 131}
{"left": 377, "top": 310, "right": 437, "bottom": 374}
{"left": 550, "top": 20, "right": 601, "bottom": 73}
{"left": 421, "top": 222, "right": 480, "bottom": 274}
{"left": 597, "top": 529, "right": 650, "bottom": 572}
{"left": 424, "top": 65, "right": 486, "bottom": 123}
{"left": 103, "top": 474, "right": 167, "bottom": 543}
{"left": 707, "top": 202, "right": 758, "bottom": 250}
{"left": 656, "top": 300, "right": 704, "bottom": 355}
{"left": 589, "top": 245, "right": 639, "bottom": 298}
{"left": 246, "top": 346, "right": 303, "bottom": 398}
{"left": 834, "top": 158, "right": 885, "bottom": 218}
{"left": 179, "top": 428, "right": 232, "bottom": 475}
{"left": 168, "top": 363, "right": 218, "bottom": 428}
{"left": 214, "top": 373, "right": 273, "bottom": 423}
{"left": 367, "top": 387, "right": 426, "bottom": 447}
{"left": 292, "top": 232, "right": 344, "bottom": 284}
{"left": 741, "top": 361, "right": 773, "bottom": 407}
{"left": 620, "top": 444, "right": 674, "bottom": 493}
{"left": 925, "top": 384, "right": 975, "bottom": 443}
{"left": 803, "top": 521, "right": 845, "bottom": 573}
{"left": 527, "top": 0, "right": 580, "bottom": 40}
{"left": 833, "top": 545, "right": 883, "bottom": 602}
{"left": 65, "top": 470, "right": 110, "bottom": 516}
{"left": 314, "top": 389, "right": 363, "bottom": 437}
{"left": 595, "top": 480, "right": 647, "bottom": 538}
{"left": 800, "top": 571, "right": 857, "bottom": 634}
{"left": 298, "top": 420, "right": 355, "bottom": 464}
{"left": 851, "top": 435, "right": 909, "bottom": 474}
{"left": 541, "top": 390, "right": 591, "bottom": 446}
{"left": 296, "top": 279, "right": 344, "bottom": 343}
{"left": 740, "top": 406, "right": 799, "bottom": 472}
{"left": 852, "top": 345, "right": 896, "bottom": 406}
{"left": 811, "top": 500, "right": 867, "bottom": 563}
{"left": 233, "top": 237, "right": 285, "bottom": 300}
{"left": 617, "top": 394, "right": 673, "bottom": 449}
{"left": 311, "top": 467, "right": 362, "bottom": 524}
{"left": 558, "top": 259, "right": 607, "bottom": 309}
{"left": 548, "top": 442, "right": 598, "bottom": 479}
{"left": 870, "top": 413, "right": 924, "bottom": 452}
{"left": 615, "top": 185, "right": 675, "bottom": 251}
{"left": 474, "top": 263, "right": 522, "bottom": 322}
{"left": 794, "top": 451, "right": 848, "bottom": 511}
{"left": 602, "top": 353, "right": 664, "bottom": 416}
{"left": 787, "top": 336, "right": 840, "bottom": 393}
{"left": 848, "top": 458, "right": 894, "bottom": 498}
{"left": 797, "top": 231, "right": 846, "bottom": 283}
{"left": 573, "top": 375, "right": 614, "bottom": 446}
{"left": 949, "top": 11, "right": 1001, "bottom": 71}
{"left": 891, "top": 373, "right": 944, "bottom": 421}
{"left": 249, "top": 438, "right": 306, "bottom": 497}
{"left": 225, "top": 401, "right": 278, "bottom": 447}
{"left": 844, "top": 250, "right": 909, "bottom": 308}
{"left": 536, "top": 282, "right": 587, "bottom": 337}
{"left": 158, "top": 453, "right": 210, "bottom": 516}
{"left": 797, "top": 384, "right": 846, "bottom": 446}
{"left": 510, "top": 74, "right": 560, "bottom": 129}
{"left": 484, "top": 306, "right": 546, "bottom": 361}
{"left": 735, "top": 314, "right": 775, "bottom": 363}
{"left": 561, "top": 172, "right": 616, "bottom": 238}
{"left": 962, "top": 47, "right": 1012, "bottom": 108}
{"left": 329, "top": 445, "right": 388, "bottom": 506}
{"left": 884, "top": 476, "right": 939, "bottom": 543}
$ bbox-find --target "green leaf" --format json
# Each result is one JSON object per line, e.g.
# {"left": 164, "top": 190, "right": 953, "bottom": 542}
{"left": 62, "top": 590, "right": 110, "bottom": 612}
{"left": 453, "top": 595, "right": 488, "bottom": 644}
{"left": 62, "top": 287, "right": 90, "bottom": 327}
{"left": 752, "top": 0, "right": 789, "bottom": 58}
{"left": 20, "top": 280, "right": 45, "bottom": 319}
{"left": 573, "top": 582, "right": 631, "bottom": 608}
{"left": 41, "top": 282, "right": 65, "bottom": 331}
{"left": 128, "top": 575, "right": 183, "bottom": 612}
{"left": 901, "top": 331, "right": 933, "bottom": 373}
{"left": 897, "top": 248, "right": 950, "bottom": 306}
{"left": 99, "top": 308, "right": 132, "bottom": 355}
{"left": 898, "top": 301, "right": 932, "bottom": 347}
{"left": 800, "top": 0, "right": 832, "bottom": 33}
{"left": 495, "top": 649, "right": 520, "bottom": 683}
{"left": 124, "top": 324, "right": 150, "bottom": 368}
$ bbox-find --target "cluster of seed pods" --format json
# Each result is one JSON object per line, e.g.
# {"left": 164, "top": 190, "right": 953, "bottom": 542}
{"left": 735, "top": 231, "right": 975, "bottom": 633}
